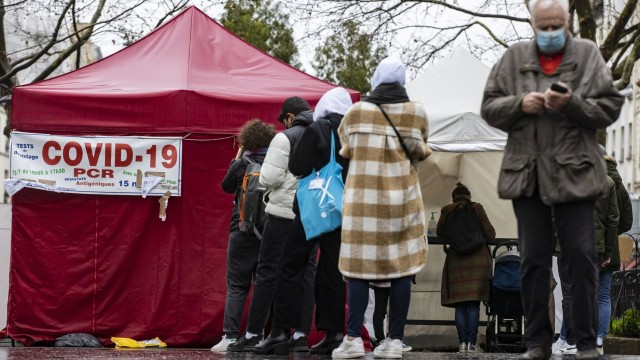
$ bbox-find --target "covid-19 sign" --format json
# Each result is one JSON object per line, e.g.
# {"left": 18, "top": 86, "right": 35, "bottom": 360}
{"left": 9, "top": 132, "right": 182, "bottom": 196}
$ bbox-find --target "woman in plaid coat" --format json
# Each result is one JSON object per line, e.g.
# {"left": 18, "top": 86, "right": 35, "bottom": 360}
{"left": 332, "top": 55, "right": 431, "bottom": 359}
{"left": 437, "top": 182, "right": 495, "bottom": 353}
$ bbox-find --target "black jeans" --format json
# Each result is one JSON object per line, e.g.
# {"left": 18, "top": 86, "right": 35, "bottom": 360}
{"left": 223, "top": 230, "right": 260, "bottom": 338}
{"left": 513, "top": 195, "right": 598, "bottom": 351}
{"left": 273, "top": 216, "right": 346, "bottom": 333}
{"left": 246, "top": 215, "right": 294, "bottom": 335}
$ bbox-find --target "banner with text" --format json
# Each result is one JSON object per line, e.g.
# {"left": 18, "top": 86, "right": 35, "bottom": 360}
{"left": 9, "top": 132, "right": 182, "bottom": 196}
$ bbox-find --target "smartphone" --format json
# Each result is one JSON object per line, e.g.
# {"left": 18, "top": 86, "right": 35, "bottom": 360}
{"left": 550, "top": 83, "right": 568, "bottom": 94}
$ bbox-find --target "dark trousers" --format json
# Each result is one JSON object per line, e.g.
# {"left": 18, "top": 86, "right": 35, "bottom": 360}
{"left": 513, "top": 195, "right": 598, "bottom": 351}
{"left": 223, "top": 230, "right": 260, "bottom": 338}
{"left": 298, "top": 243, "right": 319, "bottom": 334}
{"left": 557, "top": 254, "right": 574, "bottom": 344}
{"left": 273, "top": 216, "right": 346, "bottom": 332}
{"left": 346, "top": 277, "right": 412, "bottom": 339}
{"left": 372, "top": 286, "right": 390, "bottom": 341}
{"left": 246, "top": 215, "right": 293, "bottom": 335}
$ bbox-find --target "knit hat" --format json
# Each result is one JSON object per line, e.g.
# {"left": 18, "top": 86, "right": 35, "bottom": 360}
{"left": 452, "top": 182, "right": 471, "bottom": 198}
{"left": 278, "top": 96, "right": 311, "bottom": 122}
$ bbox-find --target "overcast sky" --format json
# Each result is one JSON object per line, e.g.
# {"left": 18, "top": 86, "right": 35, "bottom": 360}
{"left": 98, "top": 1, "right": 534, "bottom": 80}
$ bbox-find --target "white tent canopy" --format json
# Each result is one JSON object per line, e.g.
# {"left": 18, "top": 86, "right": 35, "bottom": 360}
{"left": 406, "top": 46, "right": 516, "bottom": 239}
{"left": 406, "top": 46, "right": 507, "bottom": 152}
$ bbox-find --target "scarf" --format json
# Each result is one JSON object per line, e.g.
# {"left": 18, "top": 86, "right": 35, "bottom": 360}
{"left": 364, "top": 83, "right": 410, "bottom": 105}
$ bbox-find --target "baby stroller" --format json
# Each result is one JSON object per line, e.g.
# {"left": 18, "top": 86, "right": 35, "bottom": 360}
{"left": 485, "top": 240, "right": 526, "bottom": 353}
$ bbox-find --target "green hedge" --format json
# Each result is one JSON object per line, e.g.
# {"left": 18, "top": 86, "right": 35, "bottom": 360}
{"left": 611, "top": 308, "right": 640, "bottom": 337}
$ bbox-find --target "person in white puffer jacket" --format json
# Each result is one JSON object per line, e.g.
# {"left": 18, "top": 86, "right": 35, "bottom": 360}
{"left": 226, "top": 96, "right": 317, "bottom": 353}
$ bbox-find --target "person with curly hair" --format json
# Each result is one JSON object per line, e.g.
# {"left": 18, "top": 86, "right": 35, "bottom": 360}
{"left": 211, "top": 118, "right": 276, "bottom": 352}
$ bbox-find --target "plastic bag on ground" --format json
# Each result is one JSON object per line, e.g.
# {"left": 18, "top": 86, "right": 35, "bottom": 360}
{"left": 111, "top": 336, "right": 167, "bottom": 348}
{"left": 55, "top": 333, "right": 103, "bottom": 347}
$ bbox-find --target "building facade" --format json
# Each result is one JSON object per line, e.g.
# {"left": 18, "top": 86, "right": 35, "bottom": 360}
{"left": 0, "top": 107, "right": 8, "bottom": 203}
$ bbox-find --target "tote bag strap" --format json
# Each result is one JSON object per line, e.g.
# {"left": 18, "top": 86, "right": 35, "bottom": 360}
{"left": 327, "top": 119, "right": 336, "bottom": 166}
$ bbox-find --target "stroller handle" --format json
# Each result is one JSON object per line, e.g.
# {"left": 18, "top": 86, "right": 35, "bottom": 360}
{"left": 492, "top": 239, "right": 519, "bottom": 259}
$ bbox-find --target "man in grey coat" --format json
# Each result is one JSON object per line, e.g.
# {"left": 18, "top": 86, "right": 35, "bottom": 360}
{"left": 481, "top": 0, "right": 623, "bottom": 359}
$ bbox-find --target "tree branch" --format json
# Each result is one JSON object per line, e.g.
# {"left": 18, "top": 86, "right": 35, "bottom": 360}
{"left": 153, "top": 0, "right": 190, "bottom": 29}
{"left": 381, "top": 0, "right": 530, "bottom": 22}
{"left": 573, "top": 0, "right": 597, "bottom": 41}
{"left": 0, "top": 0, "right": 27, "bottom": 9}
{"left": 31, "top": 0, "right": 106, "bottom": 82}
{"left": 72, "top": 0, "right": 81, "bottom": 70}
{"left": 617, "top": 31, "right": 640, "bottom": 89}
{"left": 611, "top": 39, "right": 635, "bottom": 73}
{"left": 0, "top": 0, "right": 12, "bottom": 85}
{"left": 599, "top": 0, "right": 639, "bottom": 61}
{"left": 0, "top": 0, "right": 74, "bottom": 84}
{"left": 472, "top": 20, "right": 509, "bottom": 48}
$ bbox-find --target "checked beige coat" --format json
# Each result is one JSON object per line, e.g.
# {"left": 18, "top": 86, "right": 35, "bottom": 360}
{"left": 337, "top": 101, "right": 431, "bottom": 280}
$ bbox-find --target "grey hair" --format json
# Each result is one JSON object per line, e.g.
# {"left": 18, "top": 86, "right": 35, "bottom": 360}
{"left": 529, "top": 0, "right": 570, "bottom": 20}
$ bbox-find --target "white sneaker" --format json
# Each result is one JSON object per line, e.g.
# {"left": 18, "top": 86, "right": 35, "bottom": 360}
{"left": 210, "top": 335, "right": 236, "bottom": 352}
{"left": 331, "top": 337, "right": 365, "bottom": 359}
{"left": 562, "top": 344, "right": 577, "bottom": 354}
{"left": 467, "top": 343, "right": 483, "bottom": 353}
{"left": 552, "top": 338, "right": 568, "bottom": 354}
{"left": 373, "top": 338, "right": 403, "bottom": 359}
{"left": 597, "top": 345, "right": 604, "bottom": 355}
{"left": 459, "top": 342, "right": 468, "bottom": 353}
{"left": 401, "top": 342, "right": 412, "bottom": 352}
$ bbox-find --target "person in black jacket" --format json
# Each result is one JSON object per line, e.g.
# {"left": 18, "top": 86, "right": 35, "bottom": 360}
{"left": 254, "top": 87, "right": 353, "bottom": 355}
{"left": 211, "top": 119, "right": 276, "bottom": 352}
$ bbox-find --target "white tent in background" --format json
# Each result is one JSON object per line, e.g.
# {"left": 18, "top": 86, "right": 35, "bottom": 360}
{"left": 407, "top": 46, "right": 507, "bottom": 152}
{"left": 404, "top": 47, "right": 518, "bottom": 349}
{"left": 406, "top": 46, "right": 515, "bottom": 237}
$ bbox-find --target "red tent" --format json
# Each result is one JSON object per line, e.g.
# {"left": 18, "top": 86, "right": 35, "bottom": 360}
{"left": 5, "top": 6, "right": 359, "bottom": 346}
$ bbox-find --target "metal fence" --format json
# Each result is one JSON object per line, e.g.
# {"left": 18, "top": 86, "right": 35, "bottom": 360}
{"left": 611, "top": 269, "right": 639, "bottom": 336}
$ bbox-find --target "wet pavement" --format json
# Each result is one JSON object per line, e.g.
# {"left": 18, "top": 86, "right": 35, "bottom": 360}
{"left": 0, "top": 348, "right": 638, "bottom": 359}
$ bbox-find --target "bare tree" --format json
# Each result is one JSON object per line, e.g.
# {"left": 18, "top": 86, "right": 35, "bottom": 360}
{"left": 289, "top": 0, "right": 639, "bottom": 88}
{"left": 0, "top": 0, "right": 198, "bottom": 137}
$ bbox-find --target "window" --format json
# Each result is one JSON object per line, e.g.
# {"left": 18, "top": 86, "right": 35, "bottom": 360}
{"left": 628, "top": 123, "right": 633, "bottom": 161}
{"left": 620, "top": 127, "right": 625, "bottom": 163}
{"left": 611, "top": 129, "right": 616, "bottom": 159}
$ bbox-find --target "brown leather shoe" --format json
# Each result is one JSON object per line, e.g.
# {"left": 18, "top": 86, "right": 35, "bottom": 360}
{"left": 519, "top": 347, "right": 551, "bottom": 360}
{"left": 575, "top": 348, "right": 601, "bottom": 359}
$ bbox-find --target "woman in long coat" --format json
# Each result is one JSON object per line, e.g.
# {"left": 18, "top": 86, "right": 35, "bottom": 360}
{"left": 437, "top": 182, "right": 495, "bottom": 353}
{"left": 332, "top": 55, "right": 431, "bottom": 359}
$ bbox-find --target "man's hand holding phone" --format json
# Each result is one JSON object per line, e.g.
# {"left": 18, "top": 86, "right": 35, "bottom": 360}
{"left": 522, "top": 92, "right": 545, "bottom": 114}
{"left": 544, "top": 82, "right": 572, "bottom": 111}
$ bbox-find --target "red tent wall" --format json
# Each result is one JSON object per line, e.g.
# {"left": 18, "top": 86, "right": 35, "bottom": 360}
{"left": 9, "top": 138, "right": 233, "bottom": 346}
{"left": 6, "top": 6, "right": 359, "bottom": 346}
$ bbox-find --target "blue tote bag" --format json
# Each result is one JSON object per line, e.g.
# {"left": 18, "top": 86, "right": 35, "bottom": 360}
{"left": 296, "top": 130, "right": 344, "bottom": 240}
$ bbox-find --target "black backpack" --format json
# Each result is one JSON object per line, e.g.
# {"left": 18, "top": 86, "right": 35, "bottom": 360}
{"left": 443, "top": 202, "right": 485, "bottom": 255}
{"left": 239, "top": 158, "right": 267, "bottom": 239}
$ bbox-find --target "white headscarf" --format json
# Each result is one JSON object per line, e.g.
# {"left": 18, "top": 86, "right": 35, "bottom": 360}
{"left": 313, "top": 87, "right": 353, "bottom": 122}
{"left": 370, "top": 54, "right": 406, "bottom": 90}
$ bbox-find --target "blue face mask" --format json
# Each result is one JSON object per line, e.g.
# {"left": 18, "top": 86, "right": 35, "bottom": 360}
{"left": 536, "top": 28, "right": 566, "bottom": 55}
